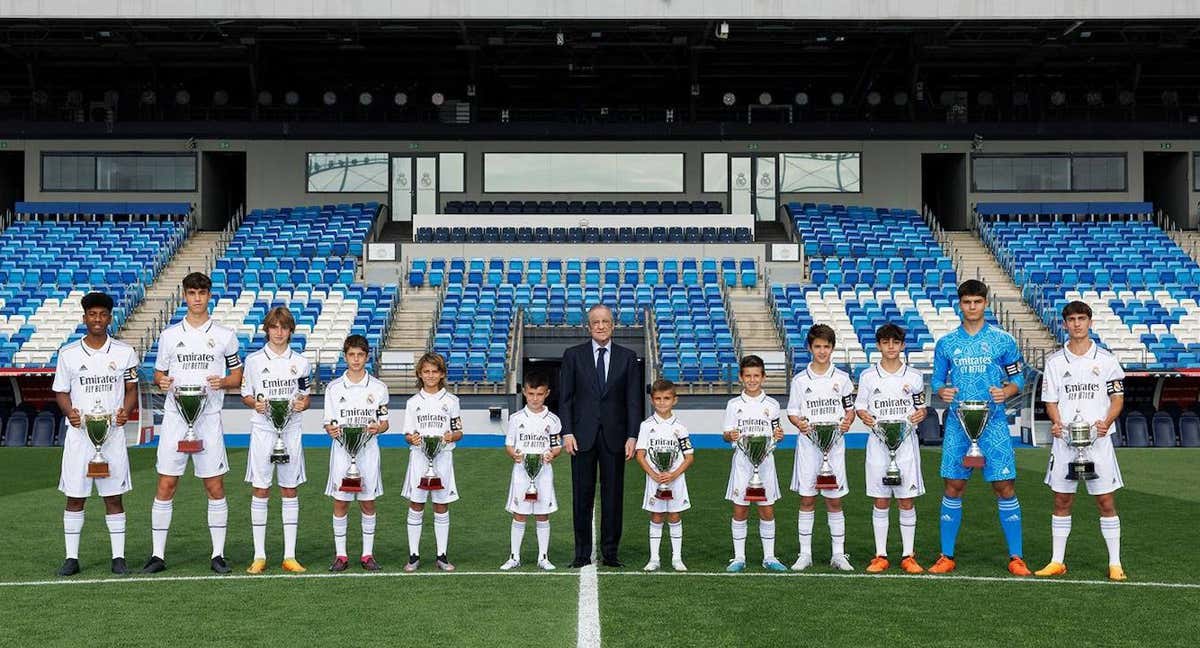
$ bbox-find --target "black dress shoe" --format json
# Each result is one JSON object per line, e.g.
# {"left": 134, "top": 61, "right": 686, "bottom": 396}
{"left": 570, "top": 558, "right": 592, "bottom": 568}
{"left": 601, "top": 558, "right": 625, "bottom": 568}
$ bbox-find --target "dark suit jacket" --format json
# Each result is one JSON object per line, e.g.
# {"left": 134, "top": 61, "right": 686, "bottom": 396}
{"left": 558, "top": 340, "right": 642, "bottom": 454}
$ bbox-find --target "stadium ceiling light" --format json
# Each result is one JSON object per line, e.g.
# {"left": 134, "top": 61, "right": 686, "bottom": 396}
{"left": 758, "top": 92, "right": 773, "bottom": 106}
{"left": 174, "top": 89, "right": 191, "bottom": 106}
{"left": 500, "top": 108, "right": 510, "bottom": 123}
{"left": 284, "top": 90, "right": 300, "bottom": 106}
{"left": 257, "top": 90, "right": 273, "bottom": 106}
{"left": 893, "top": 91, "right": 908, "bottom": 106}
{"left": 140, "top": 89, "right": 157, "bottom": 105}
{"left": 665, "top": 108, "right": 674, "bottom": 123}
{"left": 359, "top": 91, "right": 373, "bottom": 106}
{"left": 715, "top": 22, "right": 730, "bottom": 40}
{"left": 866, "top": 91, "right": 881, "bottom": 106}
{"left": 213, "top": 90, "right": 230, "bottom": 106}
{"left": 466, "top": 84, "right": 476, "bottom": 97}
{"left": 1085, "top": 90, "right": 1103, "bottom": 106}
{"left": 1050, "top": 90, "right": 1067, "bottom": 106}
{"left": 794, "top": 91, "right": 809, "bottom": 106}
{"left": 431, "top": 92, "right": 445, "bottom": 106}
{"left": 830, "top": 91, "right": 845, "bottom": 106}
{"left": 722, "top": 92, "right": 736, "bottom": 106}
{"left": 393, "top": 92, "right": 408, "bottom": 106}
{"left": 322, "top": 90, "right": 337, "bottom": 106}
{"left": 1117, "top": 89, "right": 1135, "bottom": 106}
{"left": 690, "top": 83, "right": 701, "bottom": 97}
{"left": 555, "top": 31, "right": 565, "bottom": 46}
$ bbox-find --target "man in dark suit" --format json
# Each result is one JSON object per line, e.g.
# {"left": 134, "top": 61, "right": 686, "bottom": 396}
{"left": 559, "top": 304, "right": 642, "bottom": 567}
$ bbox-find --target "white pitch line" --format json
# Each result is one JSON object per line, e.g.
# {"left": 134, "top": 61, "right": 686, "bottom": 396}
{"left": 2, "top": 568, "right": 1196, "bottom": 590}
{"left": 576, "top": 513, "right": 602, "bottom": 648}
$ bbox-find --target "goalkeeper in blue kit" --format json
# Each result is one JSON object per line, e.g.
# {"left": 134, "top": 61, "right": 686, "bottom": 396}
{"left": 929, "top": 280, "right": 1031, "bottom": 576}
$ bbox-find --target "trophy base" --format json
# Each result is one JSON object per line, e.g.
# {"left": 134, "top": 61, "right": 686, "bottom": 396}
{"left": 815, "top": 475, "right": 841, "bottom": 490}
{"left": 882, "top": 475, "right": 902, "bottom": 487}
{"left": 524, "top": 492, "right": 539, "bottom": 502}
{"left": 177, "top": 439, "right": 204, "bottom": 454}
{"left": 419, "top": 477, "right": 444, "bottom": 491}
{"left": 961, "top": 455, "right": 985, "bottom": 469}
{"left": 339, "top": 477, "right": 363, "bottom": 493}
{"left": 270, "top": 454, "right": 290, "bottom": 465}
{"left": 1066, "top": 462, "right": 1098, "bottom": 481}
{"left": 655, "top": 489, "right": 674, "bottom": 501}
{"left": 744, "top": 486, "right": 767, "bottom": 502}
{"left": 86, "top": 462, "right": 110, "bottom": 479}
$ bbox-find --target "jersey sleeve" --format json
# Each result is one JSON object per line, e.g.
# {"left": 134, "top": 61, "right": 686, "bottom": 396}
{"left": 932, "top": 337, "right": 951, "bottom": 391}
{"left": 322, "top": 385, "right": 336, "bottom": 425}
{"left": 239, "top": 355, "right": 257, "bottom": 398}
{"left": 1040, "top": 362, "right": 1061, "bottom": 403}
{"left": 504, "top": 414, "right": 518, "bottom": 447}
{"left": 402, "top": 397, "right": 417, "bottom": 433}
{"left": 296, "top": 357, "right": 312, "bottom": 395}
{"left": 1106, "top": 357, "right": 1126, "bottom": 397}
{"left": 910, "top": 371, "right": 927, "bottom": 407}
{"left": 635, "top": 421, "right": 650, "bottom": 451}
{"left": 677, "top": 426, "right": 694, "bottom": 454}
{"left": 123, "top": 347, "right": 140, "bottom": 383}
{"left": 448, "top": 396, "right": 463, "bottom": 432}
{"left": 153, "top": 331, "right": 171, "bottom": 373}
{"left": 722, "top": 402, "right": 738, "bottom": 432}
{"left": 52, "top": 351, "right": 72, "bottom": 393}
{"left": 223, "top": 332, "right": 242, "bottom": 371}
{"left": 839, "top": 374, "right": 855, "bottom": 409}
{"left": 786, "top": 376, "right": 803, "bottom": 416}
{"left": 548, "top": 415, "right": 563, "bottom": 448}
{"left": 999, "top": 334, "right": 1025, "bottom": 389}
{"left": 853, "top": 370, "right": 873, "bottom": 411}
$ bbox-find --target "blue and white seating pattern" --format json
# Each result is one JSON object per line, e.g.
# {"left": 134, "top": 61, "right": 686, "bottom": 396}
{"left": 0, "top": 217, "right": 187, "bottom": 367}
{"left": 981, "top": 216, "right": 1200, "bottom": 369}
{"left": 416, "top": 225, "right": 752, "bottom": 244}
{"left": 788, "top": 203, "right": 939, "bottom": 258}
{"left": 227, "top": 203, "right": 377, "bottom": 259}
{"left": 413, "top": 257, "right": 756, "bottom": 384}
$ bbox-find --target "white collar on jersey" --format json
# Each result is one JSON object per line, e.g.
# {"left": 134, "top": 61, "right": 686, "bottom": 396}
{"left": 80, "top": 336, "right": 113, "bottom": 356}
{"left": 1064, "top": 341, "right": 1099, "bottom": 363}
{"left": 419, "top": 388, "right": 447, "bottom": 400}
{"left": 652, "top": 412, "right": 677, "bottom": 425}
{"left": 524, "top": 406, "right": 550, "bottom": 419}
{"left": 263, "top": 345, "right": 293, "bottom": 360}
{"left": 181, "top": 317, "right": 214, "bottom": 334}
{"left": 740, "top": 392, "right": 767, "bottom": 403}
{"left": 341, "top": 371, "right": 370, "bottom": 388}
{"left": 805, "top": 363, "right": 836, "bottom": 380}
{"left": 875, "top": 362, "right": 908, "bottom": 378}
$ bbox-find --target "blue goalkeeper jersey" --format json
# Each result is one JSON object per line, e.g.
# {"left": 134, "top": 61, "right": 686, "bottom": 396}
{"left": 932, "top": 322, "right": 1025, "bottom": 418}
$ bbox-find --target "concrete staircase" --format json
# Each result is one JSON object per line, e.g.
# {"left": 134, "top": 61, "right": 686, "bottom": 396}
{"left": 117, "top": 231, "right": 224, "bottom": 353}
{"left": 1170, "top": 230, "right": 1200, "bottom": 266}
{"left": 378, "top": 285, "right": 439, "bottom": 391}
{"left": 727, "top": 284, "right": 789, "bottom": 394}
{"left": 942, "top": 231, "right": 1059, "bottom": 368}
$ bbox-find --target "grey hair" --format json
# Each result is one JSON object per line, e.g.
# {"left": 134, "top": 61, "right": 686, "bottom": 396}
{"left": 587, "top": 304, "right": 613, "bottom": 320}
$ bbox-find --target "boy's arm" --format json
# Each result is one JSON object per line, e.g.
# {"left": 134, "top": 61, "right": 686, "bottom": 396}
{"left": 635, "top": 449, "right": 655, "bottom": 475}
{"left": 931, "top": 338, "right": 950, "bottom": 391}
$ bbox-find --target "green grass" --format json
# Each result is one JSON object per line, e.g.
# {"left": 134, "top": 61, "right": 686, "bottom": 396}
{"left": 1, "top": 446, "right": 1198, "bottom": 647}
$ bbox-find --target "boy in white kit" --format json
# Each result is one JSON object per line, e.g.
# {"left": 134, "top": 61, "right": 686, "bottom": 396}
{"left": 1036, "top": 301, "right": 1128, "bottom": 581}
{"left": 499, "top": 373, "right": 562, "bottom": 571}
{"left": 143, "top": 272, "right": 242, "bottom": 575}
{"left": 635, "top": 379, "right": 695, "bottom": 572}
{"left": 241, "top": 306, "right": 311, "bottom": 574}
{"left": 787, "top": 324, "right": 857, "bottom": 572}
{"left": 724, "top": 355, "right": 788, "bottom": 573}
{"left": 324, "top": 335, "right": 390, "bottom": 572}
{"left": 53, "top": 292, "right": 140, "bottom": 576}
{"left": 854, "top": 324, "right": 928, "bottom": 574}
{"left": 401, "top": 351, "right": 463, "bottom": 572}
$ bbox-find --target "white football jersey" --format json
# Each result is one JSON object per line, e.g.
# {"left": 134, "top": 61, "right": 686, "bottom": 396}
{"left": 241, "top": 346, "right": 312, "bottom": 429}
{"left": 636, "top": 413, "right": 694, "bottom": 471}
{"left": 323, "top": 373, "right": 390, "bottom": 429}
{"left": 723, "top": 392, "right": 783, "bottom": 441}
{"left": 787, "top": 364, "right": 855, "bottom": 422}
{"left": 52, "top": 337, "right": 139, "bottom": 425}
{"left": 505, "top": 406, "right": 563, "bottom": 454}
{"left": 154, "top": 318, "right": 241, "bottom": 413}
{"left": 855, "top": 363, "right": 926, "bottom": 420}
{"left": 402, "top": 388, "right": 463, "bottom": 451}
{"left": 1042, "top": 342, "right": 1125, "bottom": 425}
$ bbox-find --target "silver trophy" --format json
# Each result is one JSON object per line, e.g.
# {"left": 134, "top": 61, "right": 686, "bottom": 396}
{"left": 419, "top": 434, "right": 448, "bottom": 490}
{"left": 735, "top": 432, "right": 777, "bottom": 502}
{"left": 1065, "top": 413, "right": 1098, "bottom": 481}
{"left": 260, "top": 394, "right": 294, "bottom": 465}
{"left": 872, "top": 418, "right": 914, "bottom": 487}
{"left": 648, "top": 445, "right": 681, "bottom": 500}
{"left": 810, "top": 420, "right": 844, "bottom": 490}
{"left": 174, "top": 383, "right": 207, "bottom": 453}
{"left": 956, "top": 400, "right": 990, "bottom": 468}
{"left": 335, "top": 421, "right": 374, "bottom": 493}
{"left": 84, "top": 402, "right": 114, "bottom": 479}
{"left": 522, "top": 452, "right": 545, "bottom": 502}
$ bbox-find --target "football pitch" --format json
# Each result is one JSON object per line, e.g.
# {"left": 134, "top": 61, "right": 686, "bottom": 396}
{"left": 2, "top": 447, "right": 1198, "bottom": 647}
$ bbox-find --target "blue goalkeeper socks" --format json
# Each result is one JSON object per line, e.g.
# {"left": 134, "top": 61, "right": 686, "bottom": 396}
{"left": 939, "top": 496, "right": 963, "bottom": 558}
{"left": 997, "top": 496, "right": 1023, "bottom": 558}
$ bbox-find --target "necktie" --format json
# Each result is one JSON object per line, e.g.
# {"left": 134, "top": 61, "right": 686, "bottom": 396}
{"left": 596, "top": 347, "right": 607, "bottom": 388}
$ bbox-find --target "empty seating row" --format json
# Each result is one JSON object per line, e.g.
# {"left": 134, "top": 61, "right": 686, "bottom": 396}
{"left": 225, "top": 203, "right": 379, "bottom": 259}
{"left": 415, "top": 226, "right": 752, "bottom": 244}
{"left": 409, "top": 257, "right": 758, "bottom": 290}
{"left": 788, "top": 203, "right": 941, "bottom": 259}
{"left": 444, "top": 200, "right": 723, "bottom": 215}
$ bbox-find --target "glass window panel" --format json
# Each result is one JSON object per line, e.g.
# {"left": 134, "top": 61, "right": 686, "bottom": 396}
{"left": 483, "top": 153, "right": 683, "bottom": 192}
{"left": 307, "top": 153, "right": 389, "bottom": 193}
{"left": 703, "top": 153, "right": 728, "bottom": 192}
{"left": 438, "top": 153, "right": 465, "bottom": 192}
{"left": 778, "top": 153, "right": 861, "bottom": 192}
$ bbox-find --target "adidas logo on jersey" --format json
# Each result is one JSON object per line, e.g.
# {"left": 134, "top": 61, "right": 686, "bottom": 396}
{"left": 79, "top": 364, "right": 88, "bottom": 372}
{"left": 873, "top": 387, "right": 882, "bottom": 394}
{"left": 262, "top": 367, "right": 270, "bottom": 374}
{"left": 1064, "top": 371, "right": 1072, "bottom": 378}
{"left": 177, "top": 341, "right": 186, "bottom": 347}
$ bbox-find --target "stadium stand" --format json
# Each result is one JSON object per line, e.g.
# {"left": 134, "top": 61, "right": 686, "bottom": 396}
{"left": 772, "top": 203, "right": 966, "bottom": 376}
{"left": 0, "top": 203, "right": 192, "bottom": 368}
{"left": 410, "top": 256, "right": 757, "bottom": 385}
{"left": 141, "top": 203, "right": 395, "bottom": 384}
{"left": 978, "top": 202, "right": 1200, "bottom": 370}
{"left": 444, "top": 199, "right": 724, "bottom": 215}
{"left": 415, "top": 224, "right": 751, "bottom": 244}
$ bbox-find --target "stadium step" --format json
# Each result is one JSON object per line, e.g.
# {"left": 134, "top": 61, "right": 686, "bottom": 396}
{"left": 1170, "top": 230, "right": 1200, "bottom": 266}
{"left": 116, "top": 231, "right": 226, "bottom": 353}
{"left": 378, "top": 286, "right": 441, "bottom": 391}
{"left": 727, "top": 285, "right": 788, "bottom": 394}
{"left": 941, "top": 232, "right": 1059, "bottom": 368}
